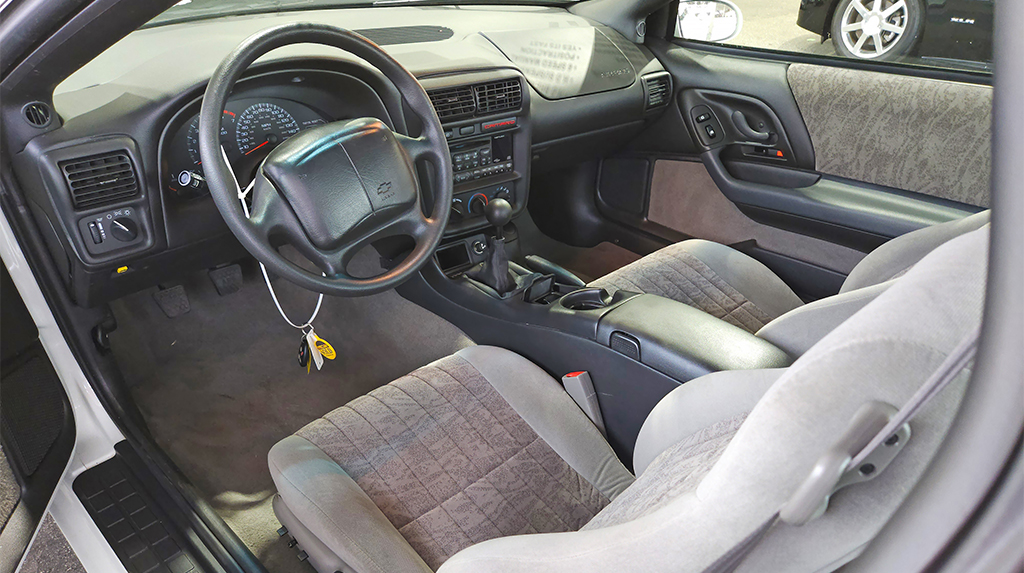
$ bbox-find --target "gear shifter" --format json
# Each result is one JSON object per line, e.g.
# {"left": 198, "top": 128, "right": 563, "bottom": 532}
{"left": 466, "top": 198, "right": 516, "bottom": 295}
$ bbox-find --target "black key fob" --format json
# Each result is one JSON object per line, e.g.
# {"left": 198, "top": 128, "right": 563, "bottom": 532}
{"left": 298, "top": 336, "right": 310, "bottom": 368}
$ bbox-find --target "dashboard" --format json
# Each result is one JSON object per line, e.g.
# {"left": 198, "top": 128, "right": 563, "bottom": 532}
{"left": 13, "top": 6, "right": 669, "bottom": 306}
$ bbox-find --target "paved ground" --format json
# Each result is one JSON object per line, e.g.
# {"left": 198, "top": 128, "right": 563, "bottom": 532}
{"left": 728, "top": 0, "right": 835, "bottom": 56}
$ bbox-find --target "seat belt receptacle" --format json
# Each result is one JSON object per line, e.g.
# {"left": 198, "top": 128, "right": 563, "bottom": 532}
{"left": 562, "top": 371, "right": 607, "bottom": 438}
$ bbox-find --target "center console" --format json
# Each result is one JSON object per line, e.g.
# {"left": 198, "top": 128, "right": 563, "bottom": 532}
{"left": 419, "top": 71, "right": 532, "bottom": 238}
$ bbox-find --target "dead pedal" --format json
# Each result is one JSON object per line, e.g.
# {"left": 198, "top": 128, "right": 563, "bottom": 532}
{"left": 153, "top": 285, "right": 190, "bottom": 318}
{"left": 209, "top": 264, "right": 243, "bottom": 296}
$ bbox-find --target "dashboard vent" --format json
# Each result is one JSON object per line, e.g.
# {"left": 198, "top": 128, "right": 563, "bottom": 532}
{"left": 642, "top": 73, "right": 672, "bottom": 109}
{"left": 475, "top": 79, "right": 522, "bottom": 115}
{"left": 60, "top": 151, "right": 139, "bottom": 210}
{"left": 23, "top": 102, "right": 52, "bottom": 128}
{"left": 428, "top": 85, "right": 476, "bottom": 121}
{"left": 354, "top": 26, "right": 454, "bottom": 46}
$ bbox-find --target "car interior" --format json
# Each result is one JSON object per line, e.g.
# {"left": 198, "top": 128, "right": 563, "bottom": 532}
{"left": 0, "top": 0, "right": 1011, "bottom": 572}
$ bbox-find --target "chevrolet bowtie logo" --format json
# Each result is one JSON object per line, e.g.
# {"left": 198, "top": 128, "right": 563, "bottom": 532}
{"left": 376, "top": 181, "right": 392, "bottom": 195}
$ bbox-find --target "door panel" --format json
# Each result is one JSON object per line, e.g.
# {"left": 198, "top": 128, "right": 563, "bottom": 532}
{"left": 788, "top": 63, "right": 992, "bottom": 207}
{"left": 581, "top": 39, "right": 988, "bottom": 298}
{"left": 646, "top": 159, "right": 865, "bottom": 274}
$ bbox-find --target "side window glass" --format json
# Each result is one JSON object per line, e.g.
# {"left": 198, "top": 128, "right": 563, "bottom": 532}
{"left": 674, "top": 0, "right": 993, "bottom": 73}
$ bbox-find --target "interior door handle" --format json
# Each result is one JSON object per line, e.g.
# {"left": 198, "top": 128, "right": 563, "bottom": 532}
{"left": 732, "top": 110, "right": 771, "bottom": 142}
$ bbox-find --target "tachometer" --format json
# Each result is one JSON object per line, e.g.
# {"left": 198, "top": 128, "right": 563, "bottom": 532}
{"left": 235, "top": 102, "right": 300, "bottom": 156}
{"left": 185, "top": 110, "right": 236, "bottom": 167}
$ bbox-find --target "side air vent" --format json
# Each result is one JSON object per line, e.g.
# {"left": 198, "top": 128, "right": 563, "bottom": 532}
{"left": 474, "top": 79, "right": 523, "bottom": 115}
{"left": 642, "top": 72, "right": 672, "bottom": 109}
{"left": 427, "top": 85, "right": 476, "bottom": 121}
{"left": 60, "top": 151, "right": 140, "bottom": 210}
{"left": 23, "top": 102, "right": 52, "bottom": 128}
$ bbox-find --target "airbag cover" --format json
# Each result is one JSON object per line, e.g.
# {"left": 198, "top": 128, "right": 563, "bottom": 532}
{"left": 261, "top": 118, "right": 417, "bottom": 250}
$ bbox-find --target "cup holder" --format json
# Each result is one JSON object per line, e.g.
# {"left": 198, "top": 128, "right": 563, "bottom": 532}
{"left": 560, "top": 288, "right": 612, "bottom": 311}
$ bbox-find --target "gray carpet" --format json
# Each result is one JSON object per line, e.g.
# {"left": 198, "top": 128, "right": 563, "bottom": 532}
{"left": 514, "top": 213, "right": 641, "bottom": 283}
{"left": 17, "top": 514, "right": 86, "bottom": 573}
{"left": 1, "top": 446, "right": 19, "bottom": 530}
{"left": 109, "top": 257, "right": 472, "bottom": 573}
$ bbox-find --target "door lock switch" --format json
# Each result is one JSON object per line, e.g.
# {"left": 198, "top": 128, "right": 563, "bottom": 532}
{"left": 695, "top": 113, "right": 711, "bottom": 123}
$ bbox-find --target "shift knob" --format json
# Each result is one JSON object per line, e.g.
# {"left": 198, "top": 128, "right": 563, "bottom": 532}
{"left": 485, "top": 198, "right": 513, "bottom": 229}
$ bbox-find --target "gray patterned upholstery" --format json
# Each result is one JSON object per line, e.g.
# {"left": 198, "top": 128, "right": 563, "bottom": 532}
{"left": 291, "top": 353, "right": 610, "bottom": 570}
{"left": 582, "top": 413, "right": 746, "bottom": 531}
{"left": 788, "top": 63, "right": 991, "bottom": 207}
{"left": 589, "top": 242, "right": 781, "bottom": 333}
{"left": 591, "top": 212, "right": 990, "bottom": 339}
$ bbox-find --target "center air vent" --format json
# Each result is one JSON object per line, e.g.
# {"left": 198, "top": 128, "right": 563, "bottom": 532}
{"left": 427, "top": 78, "right": 524, "bottom": 122}
{"left": 642, "top": 73, "right": 672, "bottom": 109}
{"left": 474, "top": 79, "right": 523, "bottom": 115}
{"left": 60, "top": 151, "right": 140, "bottom": 210}
{"left": 428, "top": 85, "right": 476, "bottom": 121}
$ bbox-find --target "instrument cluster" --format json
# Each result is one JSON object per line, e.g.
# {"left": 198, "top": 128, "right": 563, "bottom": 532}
{"left": 163, "top": 97, "right": 328, "bottom": 200}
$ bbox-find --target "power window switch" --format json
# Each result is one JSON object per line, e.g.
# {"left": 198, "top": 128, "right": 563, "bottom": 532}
{"left": 704, "top": 124, "right": 717, "bottom": 139}
{"left": 88, "top": 222, "right": 103, "bottom": 244}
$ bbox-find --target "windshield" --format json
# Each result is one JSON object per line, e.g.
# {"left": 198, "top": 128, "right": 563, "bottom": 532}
{"left": 146, "top": 0, "right": 570, "bottom": 27}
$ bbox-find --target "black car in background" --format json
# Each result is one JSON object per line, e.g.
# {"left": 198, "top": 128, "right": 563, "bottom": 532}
{"left": 798, "top": 0, "right": 993, "bottom": 64}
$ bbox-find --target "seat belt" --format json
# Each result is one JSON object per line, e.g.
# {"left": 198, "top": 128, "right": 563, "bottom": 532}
{"left": 700, "top": 324, "right": 982, "bottom": 573}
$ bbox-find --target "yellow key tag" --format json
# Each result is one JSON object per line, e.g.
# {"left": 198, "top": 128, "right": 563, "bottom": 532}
{"left": 314, "top": 335, "right": 336, "bottom": 360}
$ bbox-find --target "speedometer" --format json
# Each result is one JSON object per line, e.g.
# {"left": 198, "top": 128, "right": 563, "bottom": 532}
{"left": 235, "top": 103, "right": 300, "bottom": 156}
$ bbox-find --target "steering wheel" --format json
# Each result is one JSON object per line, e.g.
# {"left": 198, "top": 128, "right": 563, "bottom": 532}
{"left": 198, "top": 23, "right": 452, "bottom": 296}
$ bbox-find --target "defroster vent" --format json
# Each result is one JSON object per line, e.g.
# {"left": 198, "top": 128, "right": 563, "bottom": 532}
{"left": 60, "top": 151, "right": 140, "bottom": 210}
{"left": 474, "top": 79, "right": 522, "bottom": 115}
{"left": 428, "top": 85, "right": 476, "bottom": 121}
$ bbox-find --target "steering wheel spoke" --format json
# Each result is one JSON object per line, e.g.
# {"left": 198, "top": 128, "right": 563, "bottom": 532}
{"left": 395, "top": 133, "right": 432, "bottom": 163}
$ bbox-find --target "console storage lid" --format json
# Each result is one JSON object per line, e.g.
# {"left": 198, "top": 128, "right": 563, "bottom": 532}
{"left": 597, "top": 294, "right": 792, "bottom": 383}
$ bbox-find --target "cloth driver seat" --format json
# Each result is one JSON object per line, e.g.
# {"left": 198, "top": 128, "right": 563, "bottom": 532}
{"left": 269, "top": 225, "right": 988, "bottom": 573}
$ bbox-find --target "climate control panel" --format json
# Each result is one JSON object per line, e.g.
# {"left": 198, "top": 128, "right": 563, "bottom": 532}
{"left": 450, "top": 184, "right": 515, "bottom": 225}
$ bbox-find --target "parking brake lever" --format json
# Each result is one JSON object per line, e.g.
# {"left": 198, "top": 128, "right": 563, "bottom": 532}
{"left": 524, "top": 255, "right": 586, "bottom": 287}
{"left": 732, "top": 110, "right": 771, "bottom": 142}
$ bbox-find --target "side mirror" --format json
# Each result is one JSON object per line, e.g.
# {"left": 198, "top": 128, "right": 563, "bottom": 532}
{"left": 676, "top": 0, "right": 743, "bottom": 43}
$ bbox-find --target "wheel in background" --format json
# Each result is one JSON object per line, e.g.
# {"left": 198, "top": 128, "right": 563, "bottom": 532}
{"left": 831, "top": 0, "right": 924, "bottom": 61}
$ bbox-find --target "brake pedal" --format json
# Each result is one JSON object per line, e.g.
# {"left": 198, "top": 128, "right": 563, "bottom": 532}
{"left": 209, "top": 264, "right": 243, "bottom": 296}
{"left": 153, "top": 285, "right": 190, "bottom": 318}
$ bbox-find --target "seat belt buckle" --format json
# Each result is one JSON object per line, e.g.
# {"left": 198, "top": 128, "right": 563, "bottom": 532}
{"left": 562, "top": 371, "right": 607, "bottom": 438}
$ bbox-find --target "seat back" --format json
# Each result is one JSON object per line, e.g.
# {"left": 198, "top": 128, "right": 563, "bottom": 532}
{"left": 840, "top": 210, "right": 989, "bottom": 293}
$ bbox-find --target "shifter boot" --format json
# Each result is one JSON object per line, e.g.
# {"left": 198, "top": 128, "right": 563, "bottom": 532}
{"left": 466, "top": 236, "right": 516, "bottom": 295}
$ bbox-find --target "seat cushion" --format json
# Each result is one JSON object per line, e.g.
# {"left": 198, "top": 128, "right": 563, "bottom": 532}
{"left": 589, "top": 239, "right": 804, "bottom": 333}
{"left": 270, "top": 348, "right": 631, "bottom": 572}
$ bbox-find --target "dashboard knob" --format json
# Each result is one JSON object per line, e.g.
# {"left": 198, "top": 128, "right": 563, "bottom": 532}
{"left": 468, "top": 193, "right": 488, "bottom": 216}
{"left": 449, "top": 198, "right": 465, "bottom": 223}
{"left": 110, "top": 217, "right": 139, "bottom": 242}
